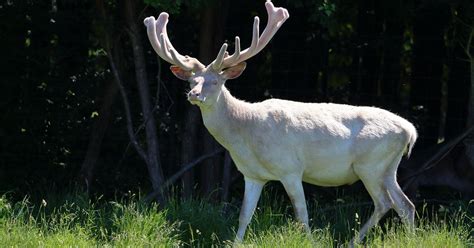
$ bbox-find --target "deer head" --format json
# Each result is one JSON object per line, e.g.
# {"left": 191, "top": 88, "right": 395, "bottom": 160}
{"left": 143, "top": 0, "right": 289, "bottom": 108}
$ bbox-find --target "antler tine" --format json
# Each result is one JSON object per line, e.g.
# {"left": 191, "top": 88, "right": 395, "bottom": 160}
{"left": 228, "top": 36, "right": 242, "bottom": 63}
{"left": 144, "top": 15, "right": 173, "bottom": 65}
{"left": 211, "top": 43, "right": 229, "bottom": 70}
{"left": 144, "top": 13, "right": 205, "bottom": 71}
{"left": 159, "top": 33, "right": 195, "bottom": 70}
{"left": 211, "top": 36, "right": 242, "bottom": 71}
{"left": 249, "top": 16, "right": 260, "bottom": 54}
{"left": 258, "top": 0, "right": 289, "bottom": 50}
{"left": 215, "top": 0, "right": 289, "bottom": 70}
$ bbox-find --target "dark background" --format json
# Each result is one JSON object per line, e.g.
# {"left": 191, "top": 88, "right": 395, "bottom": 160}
{"left": 1, "top": 0, "right": 473, "bottom": 204}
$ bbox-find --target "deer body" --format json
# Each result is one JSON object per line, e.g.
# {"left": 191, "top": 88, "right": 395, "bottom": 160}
{"left": 199, "top": 82, "right": 417, "bottom": 243}
{"left": 144, "top": 1, "right": 417, "bottom": 244}
{"left": 202, "top": 86, "right": 415, "bottom": 187}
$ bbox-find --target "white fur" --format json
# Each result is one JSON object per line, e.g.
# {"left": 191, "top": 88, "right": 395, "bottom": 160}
{"left": 198, "top": 85, "right": 417, "bottom": 243}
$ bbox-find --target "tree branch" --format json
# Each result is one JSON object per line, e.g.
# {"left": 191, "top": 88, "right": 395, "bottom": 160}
{"left": 400, "top": 125, "right": 474, "bottom": 190}
{"left": 107, "top": 50, "right": 148, "bottom": 162}
{"left": 96, "top": 0, "right": 148, "bottom": 163}
{"left": 465, "top": 29, "right": 473, "bottom": 60}
{"left": 143, "top": 148, "right": 225, "bottom": 202}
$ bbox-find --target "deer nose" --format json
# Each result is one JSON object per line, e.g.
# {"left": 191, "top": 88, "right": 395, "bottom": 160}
{"left": 188, "top": 89, "right": 200, "bottom": 97}
{"left": 187, "top": 88, "right": 204, "bottom": 103}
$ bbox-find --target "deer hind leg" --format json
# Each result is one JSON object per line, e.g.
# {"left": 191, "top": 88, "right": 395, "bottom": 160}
{"left": 280, "top": 175, "right": 311, "bottom": 232}
{"left": 352, "top": 151, "right": 416, "bottom": 245}
{"left": 385, "top": 178, "right": 415, "bottom": 227}
{"left": 383, "top": 155, "right": 415, "bottom": 227}
{"left": 235, "top": 177, "right": 266, "bottom": 242}
{"left": 351, "top": 175, "right": 393, "bottom": 244}
{"left": 352, "top": 152, "right": 403, "bottom": 244}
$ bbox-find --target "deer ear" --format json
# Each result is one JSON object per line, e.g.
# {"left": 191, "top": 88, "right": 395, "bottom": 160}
{"left": 170, "top": 65, "right": 193, "bottom": 80}
{"left": 221, "top": 62, "right": 247, "bottom": 80}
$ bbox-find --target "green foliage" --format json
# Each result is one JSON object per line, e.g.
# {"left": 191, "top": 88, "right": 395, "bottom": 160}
{"left": 365, "top": 209, "right": 473, "bottom": 248}
{"left": 166, "top": 197, "right": 236, "bottom": 246}
{"left": 287, "top": 0, "right": 338, "bottom": 28}
{"left": 0, "top": 196, "right": 97, "bottom": 247}
{"left": 0, "top": 194, "right": 181, "bottom": 247}
{"left": 144, "top": 0, "right": 183, "bottom": 14}
{"left": 315, "top": 0, "right": 337, "bottom": 27}
{"left": 109, "top": 201, "right": 180, "bottom": 247}
{"left": 239, "top": 223, "right": 335, "bottom": 248}
{"left": 1, "top": 193, "right": 472, "bottom": 247}
{"left": 144, "top": 0, "right": 211, "bottom": 14}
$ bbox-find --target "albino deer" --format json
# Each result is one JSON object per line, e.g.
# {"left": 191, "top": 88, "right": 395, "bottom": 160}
{"left": 144, "top": 0, "right": 417, "bottom": 243}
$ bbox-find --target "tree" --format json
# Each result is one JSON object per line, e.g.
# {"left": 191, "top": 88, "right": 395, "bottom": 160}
{"left": 411, "top": 1, "right": 450, "bottom": 147}
{"left": 89, "top": 0, "right": 167, "bottom": 204}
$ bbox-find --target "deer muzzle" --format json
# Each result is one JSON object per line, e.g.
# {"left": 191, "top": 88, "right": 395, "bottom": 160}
{"left": 187, "top": 88, "right": 206, "bottom": 104}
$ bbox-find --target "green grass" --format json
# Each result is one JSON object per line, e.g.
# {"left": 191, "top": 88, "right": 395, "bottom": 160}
{"left": 0, "top": 192, "right": 472, "bottom": 247}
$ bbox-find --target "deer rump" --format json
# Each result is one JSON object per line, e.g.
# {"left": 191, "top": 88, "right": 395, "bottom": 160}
{"left": 207, "top": 98, "right": 417, "bottom": 187}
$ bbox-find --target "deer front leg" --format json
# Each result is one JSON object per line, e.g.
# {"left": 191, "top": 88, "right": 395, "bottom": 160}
{"left": 281, "top": 175, "right": 310, "bottom": 232}
{"left": 235, "top": 177, "right": 265, "bottom": 242}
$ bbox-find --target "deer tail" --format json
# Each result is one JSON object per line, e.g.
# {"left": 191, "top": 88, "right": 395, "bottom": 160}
{"left": 405, "top": 123, "right": 418, "bottom": 158}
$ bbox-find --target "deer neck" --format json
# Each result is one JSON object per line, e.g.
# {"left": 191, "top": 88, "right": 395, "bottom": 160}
{"left": 199, "top": 86, "right": 252, "bottom": 148}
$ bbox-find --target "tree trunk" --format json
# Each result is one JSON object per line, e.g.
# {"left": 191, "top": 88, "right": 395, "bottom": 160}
{"left": 465, "top": 39, "right": 474, "bottom": 166}
{"left": 411, "top": 2, "right": 449, "bottom": 147}
{"left": 221, "top": 151, "right": 233, "bottom": 202}
{"left": 78, "top": 78, "right": 118, "bottom": 191}
{"left": 351, "top": 0, "right": 383, "bottom": 106}
{"left": 124, "top": 0, "right": 166, "bottom": 204}
{"left": 180, "top": 107, "right": 199, "bottom": 199}
{"left": 198, "top": 0, "right": 230, "bottom": 197}
{"left": 445, "top": 26, "right": 470, "bottom": 139}
{"left": 199, "top": 7, "right": 219, "bottom": 197}
{"left": 467, "top": 56, "right": 474, "bottom": 127}
{"left": 178, "top": 5, "right": 228, "bottom": 199}
{"left": 380, "top": 15, "right": 403, "bottom": 110}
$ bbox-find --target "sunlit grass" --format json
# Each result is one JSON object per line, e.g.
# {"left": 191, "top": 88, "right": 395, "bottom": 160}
{"left": 236, "top": 222, "right": 335, "bottom": 248}
{"left": 0, "top": 192, "right": 472, "bottom": 247}
{"left": 0, "top": 193, "right": 181, "bottom": 247}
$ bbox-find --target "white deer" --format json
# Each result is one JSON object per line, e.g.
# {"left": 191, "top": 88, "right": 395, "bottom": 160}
{"left": 144, "top": 0, "right": 417, "bottom": 244}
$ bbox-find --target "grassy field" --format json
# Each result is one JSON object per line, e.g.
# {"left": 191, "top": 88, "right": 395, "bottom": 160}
{"left": 0, "top": 192, "right": 472, "bottom": 247}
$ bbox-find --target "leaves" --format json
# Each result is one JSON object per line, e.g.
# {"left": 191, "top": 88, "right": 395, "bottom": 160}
{"left": 318, "top": 0, "right": 336, "bottom": 18}
{"left": 143, "top": 0, "right": 183, "bottom": 14}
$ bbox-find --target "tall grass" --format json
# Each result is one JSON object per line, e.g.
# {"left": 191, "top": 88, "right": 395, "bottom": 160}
{"left": 0, "top": 193, "right": 181, "bottom": 247}
{"left": 0, "top": 192, "right": 472, "bottom": 247}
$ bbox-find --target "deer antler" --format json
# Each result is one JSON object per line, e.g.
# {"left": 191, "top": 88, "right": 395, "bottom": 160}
{"left": 211, "top": 0, "right": 290, "bottom": 71}
{"left": 144, "top": 0, "right": 288, "bottom": 72}
{"left": 144, "top": 13, "right": 205, "bottom": 71}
